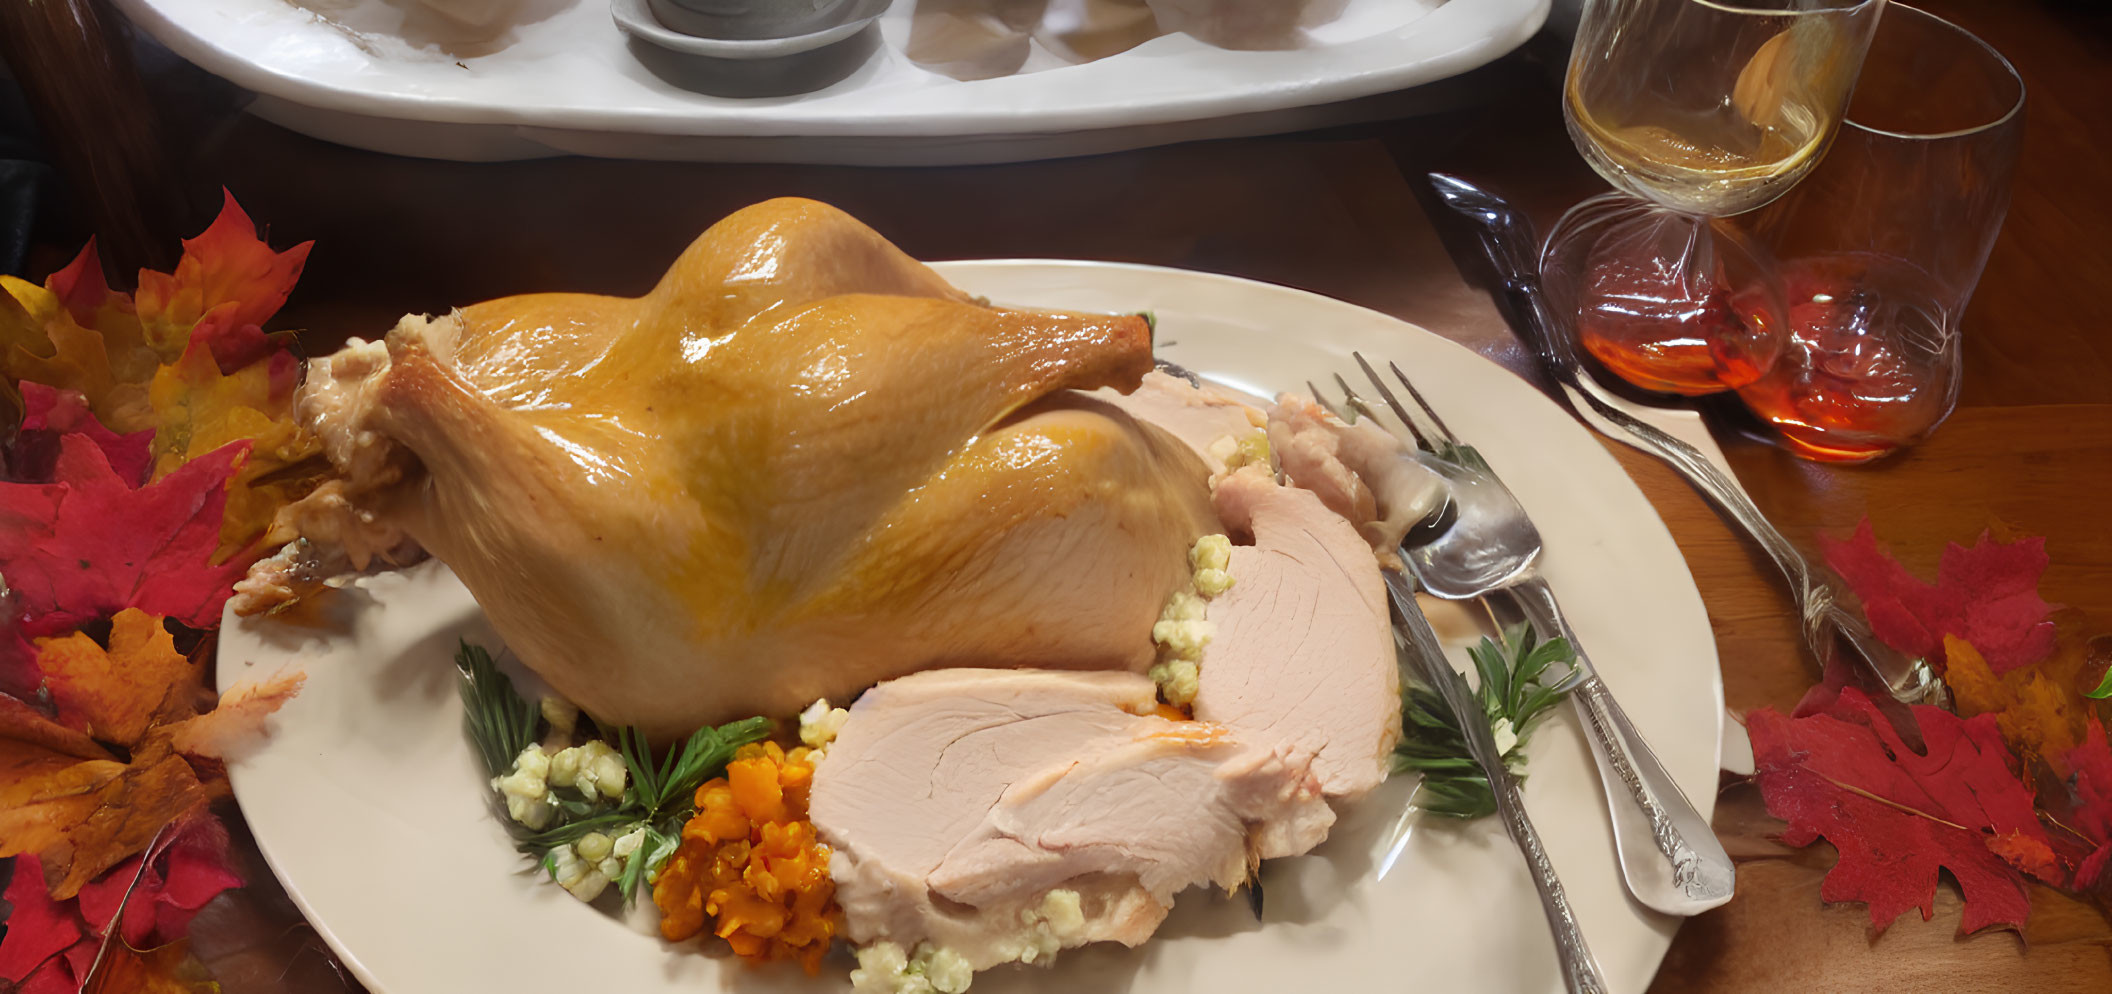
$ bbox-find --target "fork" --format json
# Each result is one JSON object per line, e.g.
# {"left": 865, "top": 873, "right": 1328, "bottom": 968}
{"left": 1386, "top": 568, "right": 1608, "bottom": 994}
{"left": 1312, "top": 354, "right": 1736, "bottom": 918}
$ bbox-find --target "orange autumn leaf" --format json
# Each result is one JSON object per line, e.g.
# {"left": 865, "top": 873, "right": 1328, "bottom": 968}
{"left": 0, "top": 758, "right": 123, "bottom": 861}
{"left": 2, "top": 624, "right": 296, "bottom": 900}
{"left": 0, "top": 662, "right": 297, "bottom": 899}
{"left": 135, "top": 191, "right": 312, "bottom": 360}
{"left": 1948, "top": 634, "right": 2093, "bottom": 777}
{"left": 0, "top": 696, "right": 125, "bottom": 860}
{"left": 40, "top": 746, "right": 222, "bottom": 900}
{"left": 1, "top": 271, "right": 158, "bottom": 434}
{"left": 0, "top": 692, "right": 113, "bottom": 760}
{"left": 33, "top": 610, "right": 202, "bottom": 749}
{"left": 0, "top": 695, "right": 218, "bottom": 895}
{"left": 148, "top": 339, "right": 319, "bottom": 555}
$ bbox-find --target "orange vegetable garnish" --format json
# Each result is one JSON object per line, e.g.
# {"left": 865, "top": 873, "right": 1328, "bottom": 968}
{"left": 653, "top": 741, "right": 839, "bottom": 972}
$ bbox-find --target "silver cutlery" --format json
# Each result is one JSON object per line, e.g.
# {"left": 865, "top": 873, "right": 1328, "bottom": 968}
{"left": 1425, "top": 172, "right": 1945, "bottom": 709}
{"left": 1385, "top": 570, "right": 1608, "bottom": 994}
{"left": 1317, "top": 356, "right": 1735, "bottom": 918}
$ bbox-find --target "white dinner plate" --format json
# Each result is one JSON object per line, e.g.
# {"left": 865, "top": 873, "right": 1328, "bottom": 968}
{"left": 117, "top": 0, "right": 1546, "bottom": 163}
{"left": 219, "top": 260, "right": 1722, "bottom": 994}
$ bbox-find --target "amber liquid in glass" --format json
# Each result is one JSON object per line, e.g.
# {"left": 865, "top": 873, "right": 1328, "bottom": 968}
{"left": 1559, "top": 14, "right": 1869, "bottom": 397}
{"left": 1566, "top": 88, "right": 1829, "bottom": 219}
{"left": 1571, "top": 236, "right": 1771, "bottom": 395}
{"left": 1734, "top": 252, "right": 1954, "bottom": 462}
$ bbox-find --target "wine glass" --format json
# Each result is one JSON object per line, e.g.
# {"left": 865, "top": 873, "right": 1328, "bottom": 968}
{"left": 1541, "top": 0, "right": 1884, "bottom": 397}
{"left": 1732, "top": 4, "right": 2025, "bottom": 462}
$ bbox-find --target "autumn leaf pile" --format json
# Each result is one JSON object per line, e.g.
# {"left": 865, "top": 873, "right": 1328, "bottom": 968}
{"left": 1746, "top": 520, "right": 2112, "bottom": 936}
{"left": 1, "top": 193, "right": 315, "bottom": 992}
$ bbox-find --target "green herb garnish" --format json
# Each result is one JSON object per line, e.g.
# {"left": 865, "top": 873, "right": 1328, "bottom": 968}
{"left": 455, "top": 641, "right": 771, "bottom": 903}
{"left": 2087, "top": 666, "right": 2112, "bottom": 701}
{"left": 457, "top": 640, "right": 541, "bottom": 779}
{"left": 1391, "top": 621, "right": 1584, "bottom": 819}
{"left": 619, "top": 719, "right": 770, "bottom": 814}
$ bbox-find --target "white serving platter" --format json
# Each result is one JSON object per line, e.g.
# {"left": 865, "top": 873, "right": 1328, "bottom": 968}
{"left": 117, "top": 0, "right": 1547, "bottom": 162}
{"left": 218, "top": 259, "right": 1720, "bottom": 994}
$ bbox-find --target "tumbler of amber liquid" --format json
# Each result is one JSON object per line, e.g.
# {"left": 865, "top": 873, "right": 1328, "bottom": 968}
{"left": 1540, "top": 194, "right": 1788, "bottom": 395}
{"left": 1734, "top": 4, "right": 2024, "bottom": 462}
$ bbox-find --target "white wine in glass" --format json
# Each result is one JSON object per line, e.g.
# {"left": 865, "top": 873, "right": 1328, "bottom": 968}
{"left": 1564, "top": 0, "right": 1882, "bottom": 217}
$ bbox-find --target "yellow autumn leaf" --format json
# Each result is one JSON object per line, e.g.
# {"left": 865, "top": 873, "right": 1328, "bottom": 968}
{"left": 147, "top": 342, "right": 320, "bottom": 556}
{"left": 1, "top": 276, "right": 158, "bottom": 433}
{"left": 1947, "top": 634, "right": 2093, "bottom": 778}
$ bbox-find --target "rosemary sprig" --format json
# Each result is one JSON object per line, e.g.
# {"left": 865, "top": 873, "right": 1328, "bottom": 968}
{"left": 617, "top": 825, "right": 681, "bottom": 905}
{"left": 454, "top": 640, "right": 771, "bottom": 902}
{"left": 1392, "top": 621, "right": 1584, "bottom": 819}
{"left": 620, "top": 718, "right": 772, "bottom": 814}
{"left": 457, "top": 641, "right": 540, "bottom": 780}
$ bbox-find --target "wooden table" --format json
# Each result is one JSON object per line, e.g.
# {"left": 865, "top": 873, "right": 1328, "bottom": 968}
{"left": 9, "top": 0, "right": 2111, "bottom": 989}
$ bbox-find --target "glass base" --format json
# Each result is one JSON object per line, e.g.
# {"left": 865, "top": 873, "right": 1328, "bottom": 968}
{"left": 1539, "top": 193, "right": 1786, "bottom": 398}
{"left": 1733, "top": 251, "right": 1959, "bottom": 463}
{"left": 1769, "top": 426, "right": 1899, "bottom": 464}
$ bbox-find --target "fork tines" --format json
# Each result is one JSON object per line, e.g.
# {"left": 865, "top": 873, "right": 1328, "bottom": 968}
{"left": 1352, "top": 351, "right": 1465, "bottom": 451}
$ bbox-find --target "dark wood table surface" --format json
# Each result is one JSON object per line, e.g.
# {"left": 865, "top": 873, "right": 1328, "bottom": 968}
{"left": 6, "top": 0, "right": 2110, "bottom": 989}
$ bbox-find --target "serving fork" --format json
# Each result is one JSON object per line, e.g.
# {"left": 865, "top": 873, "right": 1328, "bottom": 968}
{"left": 1424, "top": 172, "right": 1945, "bottom": 709}
{"left": 1311, "top": 354, "right": 1736, "bottom": 918}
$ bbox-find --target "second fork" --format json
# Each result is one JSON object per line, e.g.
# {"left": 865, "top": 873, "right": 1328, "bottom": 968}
{"left": 1321, "top": 353, "right": 1736, "bottom": 917}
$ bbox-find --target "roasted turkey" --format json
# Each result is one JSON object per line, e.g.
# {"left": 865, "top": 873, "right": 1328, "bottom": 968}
{"left": 282, "top": 199, "right": 1217, "bottom": 737}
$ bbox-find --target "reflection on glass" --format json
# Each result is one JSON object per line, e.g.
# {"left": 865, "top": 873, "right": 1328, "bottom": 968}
{"left": 1733, "top": 4, "right": 2025, "bottom": 461}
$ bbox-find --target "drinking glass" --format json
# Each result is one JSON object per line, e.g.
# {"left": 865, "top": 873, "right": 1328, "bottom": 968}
{"left": 1542, "top": 0, "right": 1884, "bottom": 397}
{"left": 1540, "top": 195, "right": 1788, "bottom": 395}
{"left": 1733, "top": 3, "right": 2025, "bottom": 462}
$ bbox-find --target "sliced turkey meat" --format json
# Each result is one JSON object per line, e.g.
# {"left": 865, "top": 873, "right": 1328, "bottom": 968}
{"left": 1267, "top": 394, "right": 1446, "bottom": 557}
{"left": 810, "top": 667, "right": 1332, "bottom": 971}
{"left": 1192, "top": 464, "right": 1400, "bottom": 800}
{"left": 1099, "top": 372, "right": 1446, "bottom": 558}
{"left": 1092, "top": 370, "right": 1265, "bottom": 474}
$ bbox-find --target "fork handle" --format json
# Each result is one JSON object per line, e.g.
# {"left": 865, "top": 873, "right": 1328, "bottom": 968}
{"left": 1498, "top": 273, "right": 1942, "bottom": 706}
{"left": 1388, "top": 573, "right": 1606, "bottom": 994}
{"left": 1560, "top": 374, "right": 1938, "bottom": 706}
{"left": 1488, "top": 759, "right": 1608, "bottom": 994}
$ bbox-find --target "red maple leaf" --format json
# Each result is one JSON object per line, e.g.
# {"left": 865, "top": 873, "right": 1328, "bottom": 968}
{"left": 1748, "top": 687, "right": 2060, "bottom": 934}
{"left": 8, "top": 383, "right": 153, "bottom": 487}
{"left": 0, "top": 432, "right": 251, "bottom": 636}
{"left": 0, "top": 854, "right": 84, "bottom": 986}
{"left": 0, "top": 628, "right": 36, "bottom": 700}
{"left": 1821, "top": 518, "right": 2057, "bottom": 675}
{"left": 0, "top": 818, "right": 240, "bottom": 992}
{"left": 189, "top": 322, "right": 288, "bottom": 376}
{"left": 45, "top": 240, "right": 114, "bottom": 329}
{"left": 73, "top": 816, "right": 244, "bottom": 947}
{"left": 134, "top": 190, "right": 311, "bottom": 363}
{"left": 2062, "top": 719, "right": 2112, "bottom": 889}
